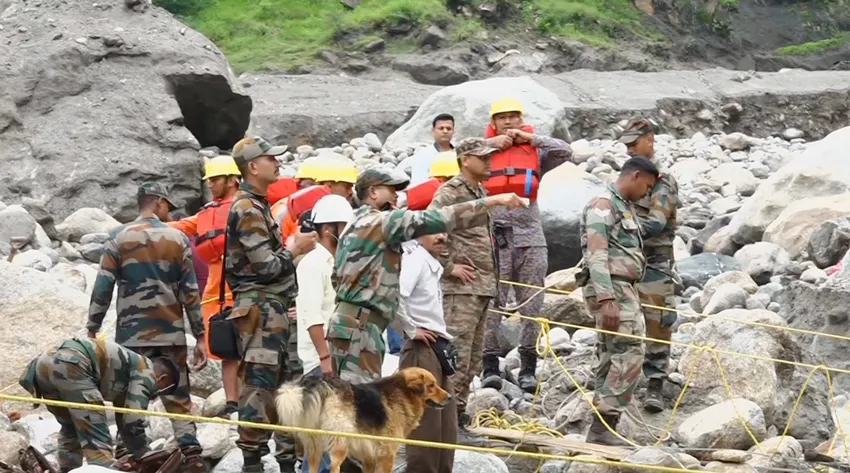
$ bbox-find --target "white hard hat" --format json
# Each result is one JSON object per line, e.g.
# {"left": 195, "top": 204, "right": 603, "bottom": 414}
{"left": 311, "top": 194, "right": 355, "bottom": 225}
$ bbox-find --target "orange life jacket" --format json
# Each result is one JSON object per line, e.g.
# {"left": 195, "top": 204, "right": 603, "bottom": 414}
{"left": 288, "top": 185, "right": 332, "bottom": 222}
{"left": 483, "top": 123, "right": 541, "bottom": 201}
{"left": 267, "top": 177, "right": 300, "bottom": 206}
{"left": 194, "top": 196, "right": 234, "bottom": 264}
{"left": 271, "top": 197, "right": 289, "bottom": 227}
{"left": 406, "top": 178, "right": 446, "bottom": 210}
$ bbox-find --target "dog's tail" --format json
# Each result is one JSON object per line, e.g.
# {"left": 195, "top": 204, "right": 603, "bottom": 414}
{"left": 275, "top": 377, "right": 331, "bottom": 430}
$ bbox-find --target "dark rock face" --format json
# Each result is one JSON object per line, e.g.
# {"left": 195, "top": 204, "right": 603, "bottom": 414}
{"left": 0, "top": 0, "right": 250, "bottom": 222}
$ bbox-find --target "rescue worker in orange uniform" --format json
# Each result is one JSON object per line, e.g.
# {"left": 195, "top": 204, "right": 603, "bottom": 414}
{"left": 169, "top": 155, "right": 242, "bottom": 418}
{"left": 279, "top": 156, "right": 358, "bottom": 247}
{"left": 404, "top": 151, "right": 460, "bottom": 210}
{"left": 270, "top": 156, "right": 325, "bottom": 234}
{"left": 269, "top": 156, "right": 324, "bottom": 211}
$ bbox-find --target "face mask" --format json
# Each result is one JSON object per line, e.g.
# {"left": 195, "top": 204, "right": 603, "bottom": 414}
{"left": 379, "top": 201, "right": 393, "bottom": 212}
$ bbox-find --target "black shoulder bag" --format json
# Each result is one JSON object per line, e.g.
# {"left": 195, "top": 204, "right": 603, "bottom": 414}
{"left": 208, "top": 221, "right": 243, "bottom": 361}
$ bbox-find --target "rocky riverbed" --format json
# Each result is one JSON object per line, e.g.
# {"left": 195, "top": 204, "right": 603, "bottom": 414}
{"left": 5, "top": 123, "right": 850, "bottom": 472}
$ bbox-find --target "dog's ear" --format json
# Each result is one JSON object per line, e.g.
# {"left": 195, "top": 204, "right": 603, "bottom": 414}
{"left": 408, "top": 372, "right": 427, "bottom": 395}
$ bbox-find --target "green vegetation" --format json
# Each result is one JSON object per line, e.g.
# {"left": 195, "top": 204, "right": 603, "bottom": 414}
{"left": 776, "top": 33, "right": 850, "bottom": 55}
{"left": 155, "top": 0, "right": 659, "bottom": 72}
{"left": 523, "top": 0, "right": 659, "bottom": 48}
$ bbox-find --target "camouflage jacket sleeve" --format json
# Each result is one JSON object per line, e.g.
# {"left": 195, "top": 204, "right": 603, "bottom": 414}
{"left": 382, "top": 200, "right": 489, "bottom": 245}
{"left": 532, "top": 134, "right": 574, "bottom": 173}
{"left": 641, "top": 175, "right": 679, "bottom": 238}
{"left": 87, "top": 237, "right": 120, "bottom": 333}
{"left": 426, "top": 185, "right": 457, "bottom": 274}
{"left": 584, "top": 197, "right": 617, "bottom": 301}
{"left": 178, "top": 236, "right": 205, "bottom": 339}
{"left": 232, "top": 202, "right": 295, "bottom": 283}
{"left": 117, "top": 363, "right": 157, "bottom": 460}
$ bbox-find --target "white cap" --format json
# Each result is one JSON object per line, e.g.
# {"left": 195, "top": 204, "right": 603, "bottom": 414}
{"left": 311, "top": 194, "right": 355, "bottom": 225}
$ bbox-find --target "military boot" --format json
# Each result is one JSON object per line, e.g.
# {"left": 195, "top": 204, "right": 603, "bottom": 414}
{"left": 644, "top": 378, "right": 665, "bottom": 413}
{"left": 517, "top": 352, "right": 538, "bottom": 394}
{"left": 277, "top": 458, "right": 297, "bottom": 473}
{"left": 241, "top": 452, "right": 265, "bottom": 473}
{"left": 480, "top": 355, "right": 503, "bottom": 390}
{"left": 457, "top": 411, "right": 489, "bottom": 447}
{"left": 180, "top": 446, "right": 209, "bottom": 473}
{"left": 585, "top": 413, "right": 629, "bottom": 446}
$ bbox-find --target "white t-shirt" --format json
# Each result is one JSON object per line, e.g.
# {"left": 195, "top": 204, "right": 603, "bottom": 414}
{"left": 295, "top": 244, "right": 336, "bottom": 374}
{"left": 397, "top": 242, "right": 452, "bottom": 340}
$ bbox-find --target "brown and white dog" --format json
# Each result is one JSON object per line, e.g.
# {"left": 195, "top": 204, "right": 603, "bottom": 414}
{"left": 275, "top": 367, "right": 452, "bottom": 473}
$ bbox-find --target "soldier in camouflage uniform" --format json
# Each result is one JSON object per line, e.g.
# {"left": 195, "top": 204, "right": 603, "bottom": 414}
{"left": 484, "top": 98, "right": 573, "bottom": 393}
{"left": 580, "top": 157, "right": 659, "bottom": 446}
{"left": 18, "top": 337, "right": 179, "bottom": 473}
{"left": 226, "top": 136, "right": 317, "bottom": 473}
{"left": 329, "top": 168, "right": 527, "bottom": 385}
{"left": 427, "top": 138, "right": 501, "bottom": 434}
{"left": 619, "top": 118, "right": 680, "bottom": 413}
{"left": 87, "top": 182, "right": 209, "bottom": 473}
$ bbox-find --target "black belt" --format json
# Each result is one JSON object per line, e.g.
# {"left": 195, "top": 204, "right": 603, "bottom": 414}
{"left": 489, "top": 167, "right": 539, "bottom": 178}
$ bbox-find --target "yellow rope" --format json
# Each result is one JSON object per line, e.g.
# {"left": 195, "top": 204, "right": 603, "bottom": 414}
{"left": 498, "top": 278, "right": 850, "bottom": 344}
{"left": 1, "top": 318, "right": 847, "bottom": 471}
{"left": 0, "top": 392, "right": 713, "bottom": 473}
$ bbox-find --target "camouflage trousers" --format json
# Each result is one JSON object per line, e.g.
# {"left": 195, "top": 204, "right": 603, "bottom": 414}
{"left": 34, "top": 347, "right": 145, "bottom": 471}
{"left": 124, "top": 346, "right": 199, "bottom": 449}
{"left": 636, "top": 263, "right": 677, "bottom": 380}
{"left": 287, "top": 319, "right": 304, "bottom": 378}
{"left": 587, "top": 280, "right": 646, "bottom": 415}
{"left": 231, "top": 292, "right": 297, "bottom": 464}
{"left": 326, "top": 307, "right": 386, "bottom": 384}
{"left": 484, "top": 242, "right": 548, "bottom": 358}
{"left": 443, "top": 294, "right": 491, "bottom": 410}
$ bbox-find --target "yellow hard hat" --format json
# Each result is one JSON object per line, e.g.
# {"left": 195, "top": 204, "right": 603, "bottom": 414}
{"left": 490, "top": 97, "right": 525, "bottom": 117}
{"left": 295, "top": 156, "right": 323, "bottom": 180}
{"left": 429, "top": 151, "right": 460, "bottom": 178}
{"left": 203, "top": 155, "right": 241, "bottom": 180}
{"left": 314, "top": 156, "right": 359, "bottom": 184}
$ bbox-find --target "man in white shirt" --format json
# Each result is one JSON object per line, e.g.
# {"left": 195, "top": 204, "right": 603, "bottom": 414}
{"left": 295, "top": 194, "right": 355, "bottom": 473}
{"left": 409, "top": 114, "right": 456, "bottom": 186}
{"left": 295, "top": 194, "right": 354, "bottom": 378}
{"left": 397, "top": 233, "right": 457, "bottom": 473}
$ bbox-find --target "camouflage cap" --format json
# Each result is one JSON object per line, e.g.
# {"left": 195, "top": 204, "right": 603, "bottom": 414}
{"left": 619, "top": 118, "right": 657, "bottom": 145}
{"left": 455, "top": 137, "right": 499, "bottom": 157}
{"left": 355, "top": 168, "right": 410, "bottom": 195}
{"left": 138, "top": 182, "right": 177, "bottom": 210}
{"left": 232, "top": 136, "right": 288, "bottom": 166}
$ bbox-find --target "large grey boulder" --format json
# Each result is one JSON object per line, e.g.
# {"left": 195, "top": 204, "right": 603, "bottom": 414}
{"left": 727, "top": 127, "right": 850, "bottom": 246}
{"left": 385, "top": 76, "right": 571, "bottom": 150}
{"left": 538, "top": 163, "right": 606, "bottom": 272}
{"left": 0, "top": 0, "right": 251, "bottom": 222}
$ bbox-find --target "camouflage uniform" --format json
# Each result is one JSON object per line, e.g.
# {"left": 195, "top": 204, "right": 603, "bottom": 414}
{"left": 330, "top": 169, "right": 492, "bottom": 384}
{"left": 487, "top": 134, "right": 572, "bottom": 387}
{"left": 633, "top": 167, "right": 679, "bottom": 380}
{"left": 226, "top": 136, "right": 298, "bottom": 471}
{"left": 87, "top": 183, "right": 204, "bottom": 452}
{"left": 428, "top": 140, "right": 499, "bottom": 413}
{"left": 580, "top": 185, "right": 647, "bottom": 415}
{"left": 19, "top": 338, "right": 158, "bottom": 472}
{"left": 619, "top": 117, "right": 680, "bottom": 383}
